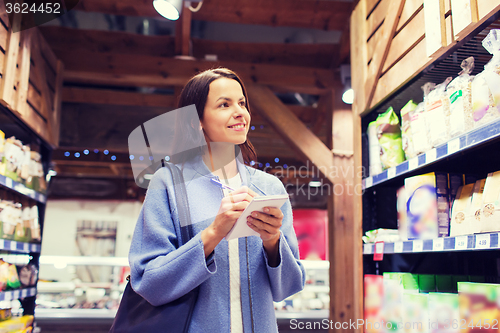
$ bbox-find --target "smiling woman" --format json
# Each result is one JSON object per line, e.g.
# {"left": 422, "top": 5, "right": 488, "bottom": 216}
{"left": 122, "top": 67, "right": 305, "bottom": 333}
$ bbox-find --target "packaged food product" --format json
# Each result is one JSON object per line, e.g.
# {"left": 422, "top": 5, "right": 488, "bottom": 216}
{"left": 471, "top": 29, "right": 500, "bottom": 128}
{"left": 458, "top": 282, "right": 500, "bottom": 333}
{"left": 423, "top": 78, "right": 452, "bottom": 147}
{"left": 18, "top": 263, "right": 38, "bottom": 288}
{"left": 362, "top": 228, "right": 400, "bottom": 243}
{"left": 383, "top": 273, "right": 418, "bottom": 333}
{"left": 400, "top": 100, "right": 418, "bottom": 159}
{"left": 368, "top": 121, "right": 383, "bottom": 176}
{"left": 480, "top": 170, "right": 500, "bottom": 233}
{"left": 29, "top": 206, "right": 40, "bottom": 242}
{"left": 405, "top": 172, "right": 449, "bottom": 239}
{"left": 397, "top": 187, "right": 408, "bottom": 241}
{"left": 449, "top": 183, "right": 474, "bottom": 236}
{"left": 364, "top": 275, "right": 384, "bottom": 333}
{"left": 375, "top": 107, "right": 405, "bottom": 169}
{"left": 447, "top": 57, "right": 475, "bottom": 137}
{"left": 6, "top": 263, "right": 20, "bottom": 290}
{"left": 409, "top": 102, "right": 432, "bottom": 155}
{"left": 401, "top": 292, "right": 428, "bottom": 333}
{"left": 428, "top": 292, "right": 459, "bottom": 333}
{"left": 466, "top": 179, "right": 486, "bottom": 234}
{"left": 448, "top": 173, "right": 464, "bottom": 216}
{"left": 0, "top": 202, "right": 18, "bottom": 240}
{"left": 2, "top": 137, "right": 23, "bottom": 182}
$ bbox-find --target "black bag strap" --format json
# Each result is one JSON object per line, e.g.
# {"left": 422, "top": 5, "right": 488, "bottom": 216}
{"left": 164, "top": 163, "right": 194, "bottom": 245}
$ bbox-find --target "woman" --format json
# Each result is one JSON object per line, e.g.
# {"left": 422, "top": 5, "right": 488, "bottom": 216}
{"left": 129, "top": 68, "right": 305, "bottom": 332}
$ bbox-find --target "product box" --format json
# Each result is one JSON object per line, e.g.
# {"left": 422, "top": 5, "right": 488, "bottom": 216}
{"left": 481, "top": 171, "right": 500, "bottom": 233}
{"left": 383, "top": 273, "right": 419, "bottom": 333}
{"left": 436, "top": 275, "right": 454, "bottom": 293}
{"left": 364, "top": 275, "right": 384, "bottom": 333}
{"left": 449, "top": 183, "right": 475, "bottom": 237}
{"left": 428, "top": 293, "right": 459, "bottom": 333}
{"left": 448, "top": 174, "right": 463, "bottom": 214}
{"left": 401, "top": 292, "right": 429, "bottom": 333}
{"left": 466, "top": 179, "right": 486, "bottom": 234}
{"left": 418, "top": 274, "right": 436, "bottom": 293}
{"left": 397, "top": 187, "right": 408, "bottom": 241}
{"left": 405, "top": 173, "right": 449, "bottom": 239}
{"left": 457, "top": 282, "right": 500, "bottom": 333}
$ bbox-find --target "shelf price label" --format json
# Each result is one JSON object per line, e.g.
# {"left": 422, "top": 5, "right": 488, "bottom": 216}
{"left": 448, "top": 138, "right": 461, "bottom": 155}
{"left": 31, "top": 244, "right": 37, "bottom": 252}
{"left": 365, "top": 177, "right": 373, "bottom": 188}
{"left": 374, "top": 242, "right": 384, "bottom": 261}
{"left": 363, "top": 244, "right": 372, "bottom": 254}
{"left": 475, "top": 234, "right": 490, "bottom": 249}
{"left": 10, "top": 241, "right": 16, "bottom": 251}
{"left": 21, "top": 289, "right": 27, "bottom": 298}
{"left": 23, "top": 243, "right": 29, "bottom": 252}
{"left": 433, "top": 238, "right": 444, "bottom": 251}
{"left": 413, "top": 239, "right": 424, "bottom": 252}
{"left": 455, "top": 236, "right": 468, "bottom": 250}
{"left": 426, "top": 149, "right": 437, "bottom": 163}
{"left": 394, "top": 242, "right": 403, "bottom": 253}
{"left": 409, "top": 157, "right": 419, "bottom": 170}
{"left": 387, "top": 167, "right": 396, "bottom": 179}
{"left": 5, "top": 178, "right": 12, "bottom": 188}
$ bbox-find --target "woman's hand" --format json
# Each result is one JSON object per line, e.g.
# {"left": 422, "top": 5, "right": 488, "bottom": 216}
{"left": 246, "top": 207, "right": 283, "bottom": 267}
{"left": 200, "top": 186, "right": 257, "bottom": 258}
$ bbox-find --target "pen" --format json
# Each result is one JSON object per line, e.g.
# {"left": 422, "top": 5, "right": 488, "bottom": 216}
{"left": 210, "top": 178, "right": 236, "bottom": 192}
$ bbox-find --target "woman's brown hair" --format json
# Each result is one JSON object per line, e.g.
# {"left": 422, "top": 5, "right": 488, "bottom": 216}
{"left": 177, "top": 68, "right": 257, "bottom": 164}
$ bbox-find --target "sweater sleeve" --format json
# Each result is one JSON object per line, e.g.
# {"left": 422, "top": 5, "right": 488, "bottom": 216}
{"left": 262, "top": 182, "right": 306, "bottom": 302}
{"left": 129, "top": 168, "right": 216, "bottom": 306}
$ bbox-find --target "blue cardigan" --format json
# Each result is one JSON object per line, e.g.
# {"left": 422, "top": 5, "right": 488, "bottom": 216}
{"left": 129, "top": 155, "right": 305, "bottom": 332}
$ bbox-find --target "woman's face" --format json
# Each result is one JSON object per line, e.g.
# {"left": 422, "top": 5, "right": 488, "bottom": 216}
{"left": 201, "top": 77, "right": 250, "bottom": 144}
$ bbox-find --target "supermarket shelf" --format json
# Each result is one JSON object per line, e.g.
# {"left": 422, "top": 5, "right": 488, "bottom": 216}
{"left": 0, "top": 239, "right": 41, "bottom": 254}
{"left": 0, "top": 174, "right": 46, "bottom": 203}
{"left": 0, "top": 287, "right": 36, "bottom": 301}
{"left": 363, "top": 119, "right": 500, "bottom": 189}
{"left": 363, "top": 232, "right": 500, "bottom": 255}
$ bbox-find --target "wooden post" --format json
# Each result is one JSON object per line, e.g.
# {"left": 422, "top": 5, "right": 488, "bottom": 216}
{"left": 328, "top": 85, "right": 362, "bottom": 332}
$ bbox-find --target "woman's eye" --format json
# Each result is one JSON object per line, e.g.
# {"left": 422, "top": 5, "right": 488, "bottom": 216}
{"left": 219, "top": 102, "right": 228, "bottom": 108}
{"left": 239, "top": 101, "right": 246, "bottom": 107}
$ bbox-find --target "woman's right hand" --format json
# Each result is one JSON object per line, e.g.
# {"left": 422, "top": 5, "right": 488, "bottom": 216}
{"left": 201, "top": 186, "right": 258, "bottom": 257}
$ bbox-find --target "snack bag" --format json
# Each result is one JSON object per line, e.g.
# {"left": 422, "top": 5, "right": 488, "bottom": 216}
{"left": 400, "top": 100, "right": 417, "bottom": 159}
{"left": 423, "top": 78, "right": 452, "bottom": 147}
{"left": 376, "top": 107, "right": 405, "bottom": 169}
{"left": 409, "top": 102, "right": 432, "bottom": 155}
{"left": 447, "top": 57, "right": 475, "bottom": 137}
{"left": 368, "top": 121, "right": 383, "bottom": 176}
{"left": 471, "top": 29, "right": 500, "bottom": 127}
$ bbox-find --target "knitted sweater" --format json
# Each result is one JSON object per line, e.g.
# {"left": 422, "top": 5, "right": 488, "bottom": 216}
{"left": 129, "top": 155, "right": 305, "bottom": 332}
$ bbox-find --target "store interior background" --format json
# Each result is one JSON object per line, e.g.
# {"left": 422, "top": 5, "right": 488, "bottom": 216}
{"left": 31, "top": 0, "right": 354, "bottom": 331}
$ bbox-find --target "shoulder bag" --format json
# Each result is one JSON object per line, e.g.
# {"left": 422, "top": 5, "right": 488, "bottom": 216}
{"left": 109, "top": 163, "right": 199, "bottom": 333}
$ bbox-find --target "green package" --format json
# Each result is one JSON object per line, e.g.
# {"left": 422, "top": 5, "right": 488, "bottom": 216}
{"left": 376, "top": 107, "right": 405, "bottom": 169}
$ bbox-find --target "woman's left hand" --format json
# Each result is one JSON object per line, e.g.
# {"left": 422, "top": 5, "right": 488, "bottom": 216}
{"left": 246, "top": 207, "right": 282, "bottom": 243}
{"left": 247, "top": 207, "right": 282, "bottom": 266}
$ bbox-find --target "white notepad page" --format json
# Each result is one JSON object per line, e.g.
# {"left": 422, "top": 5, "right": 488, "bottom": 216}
{"left": 225, "top": 194, "right": 289, "bottom": 241}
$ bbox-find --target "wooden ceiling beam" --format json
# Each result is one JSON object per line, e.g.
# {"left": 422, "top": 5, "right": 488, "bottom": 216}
{"left": 73, "top": 0, "right": 352, "bottom": 31}
{"left": 62, "top": 87, "right": 177, "bottom": 108}
{"left": 39, "top": 27, "right": 338, "bottom": 69}
{"left": 56, "top": 50, "right": 334, "bottom": 90}
{"left": 247, "top": 84, "right": 337, "bottom": 184}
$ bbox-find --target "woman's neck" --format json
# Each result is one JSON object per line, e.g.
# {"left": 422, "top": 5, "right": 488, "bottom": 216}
{"left": 202, "top": 142, "right": 239, "bottom": 179}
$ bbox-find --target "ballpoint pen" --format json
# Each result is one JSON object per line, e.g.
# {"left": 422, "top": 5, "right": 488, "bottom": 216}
{"left": 210, "top": 178, "right": 236, "bottom": 192}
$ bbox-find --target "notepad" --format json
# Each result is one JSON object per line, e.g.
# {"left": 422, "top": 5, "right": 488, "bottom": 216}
{"left": 225, "top": 194, "right": 289, "bottom": 241}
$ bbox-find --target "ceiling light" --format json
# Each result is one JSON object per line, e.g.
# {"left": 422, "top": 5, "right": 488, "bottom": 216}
{"left": 153, "top": 0, "right": 204, "bottom": 21}
{"left": 153, "top": 0, "right": 182, "bottom": 20}
{"left": 342, "top": 88, "right": 354, "bottom": 104}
